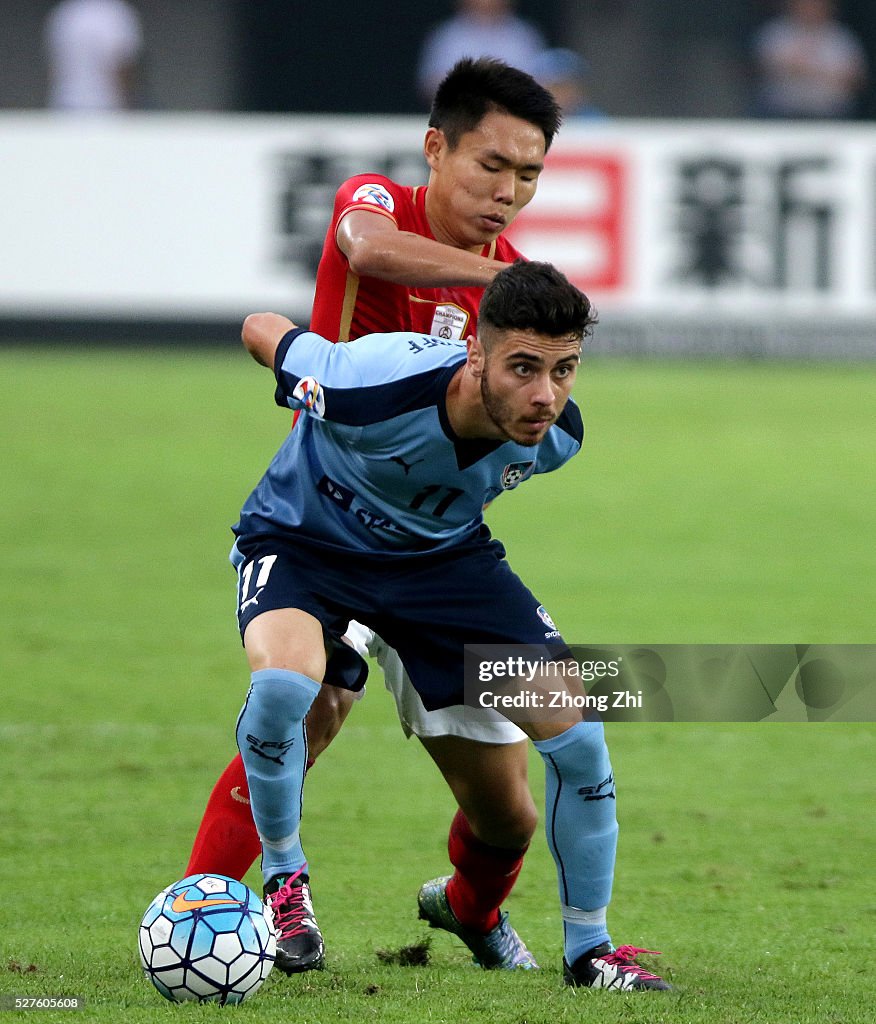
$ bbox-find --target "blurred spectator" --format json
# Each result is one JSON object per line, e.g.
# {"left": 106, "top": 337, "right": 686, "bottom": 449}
{"left": 416, "top": 0, "right": 546, "bottom": 105}
{"left": 44, "top": 0, "right": 143, "bottom": 111}
{"left": 531, "top": 48, "right": 607, "bottom": 120}
{"left": 751, "top": 0, "right": 868, "bottom": 118}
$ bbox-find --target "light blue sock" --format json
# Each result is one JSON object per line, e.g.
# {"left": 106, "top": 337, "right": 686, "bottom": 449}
{"left": 534, "top": 720, "right": 618, "bottom": 962}
{"left": 235, "top": 668, "right": 320, "bottom": 885}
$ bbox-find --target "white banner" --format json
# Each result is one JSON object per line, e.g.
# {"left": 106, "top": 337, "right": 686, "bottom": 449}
{"left": 2, "top": 113, "right": 875, "bottom": 353}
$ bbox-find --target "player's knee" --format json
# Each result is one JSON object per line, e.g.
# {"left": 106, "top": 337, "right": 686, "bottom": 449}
{"left": 247, "top": 651, "right": 325, "bottom": 682}
{"left": 244, "top": 627, "right": 325, "bottom": 681}
{"left": 509, "top": 793, "right": 539, "bottom": 846}
{"left": 480, "top": 816, "right": 537, "bottom": 851}
{"left": 243, "top": 610, "right": 327, "bottom": 681}
{"left": 565, "top": 718, "right": 609, "bottom": 760}
{"left": 466, "top": 789, "right": 538, "bottom": 849}
{"left": 236, "top": 670, "right": 321, "bottom": 752}
{"left": 499, "top": 803, "right": 538, "bottom": 849}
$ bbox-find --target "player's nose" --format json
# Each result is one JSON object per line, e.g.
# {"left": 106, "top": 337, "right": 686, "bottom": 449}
{"left": 529, "top": 377, "right": 555, "bottom": 408}
{"left": 493, "top": 170, "right": 517, "bottom": 205}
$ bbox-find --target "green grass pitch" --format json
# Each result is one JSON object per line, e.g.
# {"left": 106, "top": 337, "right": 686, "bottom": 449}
{"left": 1, "top": 348, "right": 874, "bottom": 1023}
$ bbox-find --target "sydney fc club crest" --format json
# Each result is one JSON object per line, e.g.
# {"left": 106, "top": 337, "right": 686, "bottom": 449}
{"left": 292, "top": 375, "right": 326, "bottom": 417}
{"left": 537, "top": 605, "right": 558, "bottom": 631}
{"left": 501, "top": 461, "right": 535, "bottom": 489}
{"left": 351, "top": 182, "right": 395, "bottom": 213}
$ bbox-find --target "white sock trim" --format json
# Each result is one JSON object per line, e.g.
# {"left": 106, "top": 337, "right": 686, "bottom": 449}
{"left": 562, "top": 904, "right": 608, "bottom": 926}
{"left": 259, "top": 829, "right": 301, "bottom": 853}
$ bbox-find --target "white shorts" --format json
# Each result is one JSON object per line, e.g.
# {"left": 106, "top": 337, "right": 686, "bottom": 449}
{"left": 343, "top": 622, "right": 525, "bottom": 744}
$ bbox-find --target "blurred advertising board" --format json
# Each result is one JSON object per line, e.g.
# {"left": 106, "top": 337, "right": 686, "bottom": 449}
{"left": 2, "top": 114, "right": 874, "bottom": 354}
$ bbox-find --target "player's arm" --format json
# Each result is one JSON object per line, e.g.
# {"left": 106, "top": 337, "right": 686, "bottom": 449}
{"left": 337, "top": 209, "right": 508, "bottom": 288}
{"left": 241, "top": 312, "right": 297, "bottom": 368}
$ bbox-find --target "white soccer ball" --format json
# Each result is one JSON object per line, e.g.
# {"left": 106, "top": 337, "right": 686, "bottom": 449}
{"left": 138, "top": 873, "right": 276, "bottom": 1004}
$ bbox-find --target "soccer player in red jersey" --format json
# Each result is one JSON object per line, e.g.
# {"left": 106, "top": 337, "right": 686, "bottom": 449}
{"left": 186, "top": 60, "right": 663, "bottom": 990}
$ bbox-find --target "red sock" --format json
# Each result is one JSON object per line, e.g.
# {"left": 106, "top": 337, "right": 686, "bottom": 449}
{"left": 444, "top": 809, "right": 527, "bottom": 933}
{"left": 185, "top": 754, "right": 261, "bottom": 880}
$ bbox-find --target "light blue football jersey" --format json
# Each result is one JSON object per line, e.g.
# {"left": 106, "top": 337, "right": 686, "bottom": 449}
{"left": 233, "top": 328, "right": 583, "bottom": 555}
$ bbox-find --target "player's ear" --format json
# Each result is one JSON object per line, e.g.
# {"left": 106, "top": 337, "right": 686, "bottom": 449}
{"left": 467, "top": 334, "right": 485, "bottom": 377}
{"left": 423, "top": 127, "right": 446, "bottom": 171}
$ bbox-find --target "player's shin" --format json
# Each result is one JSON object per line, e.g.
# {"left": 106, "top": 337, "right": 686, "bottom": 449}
{"left": 235, "top": 668, "right": 320, "bottom": 884}
{"left": 533, "top": 719, "right": 618, "bottom": 962}
{"left": 446, "top": 808, "right": 526, "bottom": 932}
{"left": 185, "top": 753, "right": 261, "bottom": 879}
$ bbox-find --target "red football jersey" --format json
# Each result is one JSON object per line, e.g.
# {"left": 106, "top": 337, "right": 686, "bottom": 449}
{"left": 310, "top": 173, "right": 524, "bottom": 343}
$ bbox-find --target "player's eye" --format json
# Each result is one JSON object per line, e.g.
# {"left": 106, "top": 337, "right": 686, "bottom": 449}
{"left": 480, "top": 162, "right": 500, "bottom": 173}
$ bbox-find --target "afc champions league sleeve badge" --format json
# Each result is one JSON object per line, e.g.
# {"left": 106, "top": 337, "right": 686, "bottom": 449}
{"left": 292, "top": 375, "right": 326, "bottom": 418}
{"left": 501, "top": 461, "right": 535, "bottom": 489}
{"left": 351, "top": 182, "right": 395, "bottom": 213}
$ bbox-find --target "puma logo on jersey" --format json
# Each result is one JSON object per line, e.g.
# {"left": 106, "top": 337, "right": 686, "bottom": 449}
{"left": 240, "top": 587, "right": 265, "bottom": 612}
{"left": 389, "top": 455, "right": 424, "bottom": 475}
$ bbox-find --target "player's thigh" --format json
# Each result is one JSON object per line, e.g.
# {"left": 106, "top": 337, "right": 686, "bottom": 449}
{"left": 419, "top": 734, "right": 537, "bottom": 848}
{"left": 235, "top": 539, "right": 350, "bottom": 681}
{"left": 243, "top": 607, "right": 327, "bottom": 679}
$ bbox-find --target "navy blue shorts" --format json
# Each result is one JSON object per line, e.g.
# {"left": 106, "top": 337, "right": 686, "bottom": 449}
{"left": 231, "top": 530, "right": 565, "bottom": 711}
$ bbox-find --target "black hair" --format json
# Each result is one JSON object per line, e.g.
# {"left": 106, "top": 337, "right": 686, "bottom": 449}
{"left": 479, "top": 260, "right": 597, "bottom": 342}
{"left": 429, "top": 58, "right": 562, "bottom": 152}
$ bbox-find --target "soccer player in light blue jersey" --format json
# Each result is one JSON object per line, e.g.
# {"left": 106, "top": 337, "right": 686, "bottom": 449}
{"left": 229, "top": 260, "right": 670, "bottom": 991}
{"left": 188, "top": 61, "right": 563, "bottom": 975}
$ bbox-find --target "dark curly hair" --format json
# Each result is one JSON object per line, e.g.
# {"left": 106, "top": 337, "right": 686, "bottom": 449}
{"left": 479, "top": 260, "right": 597, "bottom": 343}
